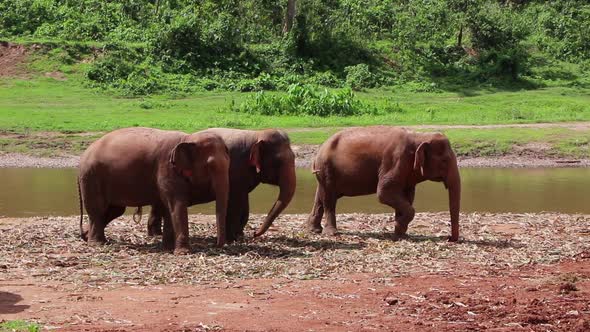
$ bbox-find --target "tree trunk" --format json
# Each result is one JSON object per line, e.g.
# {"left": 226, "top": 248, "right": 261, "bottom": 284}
{"left": 283, "top": 0, "right": 296, "bottom": 34}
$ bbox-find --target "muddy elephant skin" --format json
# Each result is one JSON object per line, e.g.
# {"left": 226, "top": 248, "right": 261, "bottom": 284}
{"left": 78, "top": 127, "right": 230, "bottom": 254}
{"left": 147, "top": 128, "right": 297, "bottom": 242}
{"left": 306, "top": 126, "right": 461, "bottom": 241}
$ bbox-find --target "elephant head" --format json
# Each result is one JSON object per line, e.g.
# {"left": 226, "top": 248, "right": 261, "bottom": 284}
{"left": 170, "top": 137, "right": 230, "bottom": 247}
{"left": 249, "top": 129, "right": 296, "bottom": 237}
{"left": 413, "top": 133, "right": 461, "bottom": 241}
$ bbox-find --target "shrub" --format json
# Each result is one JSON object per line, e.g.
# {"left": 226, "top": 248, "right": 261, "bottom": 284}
{"left": 345, "top": 64, "right": 376, "bottom": 90}
{"left": 309, "top": 71, "right": 343, "bottom": 88}
{"left": 230, "top": 84, "right": 379, "bottom": 117}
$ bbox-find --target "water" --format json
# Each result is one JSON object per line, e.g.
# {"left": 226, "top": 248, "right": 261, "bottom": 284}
{"left": 0, "top": 168, "right": 589, "bottom": 218}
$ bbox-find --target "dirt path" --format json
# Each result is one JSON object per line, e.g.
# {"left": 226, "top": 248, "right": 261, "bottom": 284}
{"left": 286, "top": 122, "right": 590, "bottom": 132}
{"left": 1, "top": 213, "right": 589, "bottom": 331}
{"left": 2, "top": 123, "right": 590, "bottom": 168}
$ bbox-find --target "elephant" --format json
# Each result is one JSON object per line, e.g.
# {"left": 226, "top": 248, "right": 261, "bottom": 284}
{"left": 77, "top": 127, "right": 230, "bottom": 254}
{"left": 147, "top": 128, "right": 297, "bottom": 242}
{"left": 305, "top": 126, "right": 461, "bottom": 241}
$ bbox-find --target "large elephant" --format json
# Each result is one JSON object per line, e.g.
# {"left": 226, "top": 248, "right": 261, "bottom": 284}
{"left": 147, "top": 128, "right": 296, "bottom": 242}
{"left": 306, "top": 126, "right": 461, "bottom": 241}
{"left": 78, "top": 127, "right": 230, "bottom": 254}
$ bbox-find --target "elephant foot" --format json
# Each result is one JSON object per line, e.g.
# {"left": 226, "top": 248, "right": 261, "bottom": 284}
{"left": 393, "top": 221, "right": 409, "bottom": 237}
{"left": 305, "top": 223, "right": 323, "bottom": 234}
{"left": 225, "top": 232, "right": 242, "bottom": 244}
{"left": 148, "top": 227, "right": 163, "bottom": 237}
{"left": 80, "top": 229, "right": 89, "bottom": 242}
{"left": 233, "top": 231, "right": 245, "bottom": 242}
{"left": 162, "top": 238, "right": 175, "bottom": 252}
{"left": 323, "top": 226, "right": 338, "bottom": 236}
{"left": 391, "top": 232, "right": 409, "bottom": 241}
{"left": 173, "top": 246, "right": 191, "bottom": 255}
{"left": 87, "top": 238, "right": 107, "bottom": 246}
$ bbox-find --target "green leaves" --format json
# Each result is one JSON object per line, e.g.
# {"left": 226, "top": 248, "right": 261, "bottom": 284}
{"left": 231, "top": 83, "right": 380, "bottom": 117}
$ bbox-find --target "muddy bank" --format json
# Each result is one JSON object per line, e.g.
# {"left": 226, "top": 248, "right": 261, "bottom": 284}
{"left": 1, "top": 213, "right": 589, "bottom": 331}
{"left": 0, "top": 152, "right": 79, "bottom": 168}
{"left": 293, "top": 144, "right": 590, "bottom": 168}
{"left": 1, "top": 147, "right": 589, "bottom": 169}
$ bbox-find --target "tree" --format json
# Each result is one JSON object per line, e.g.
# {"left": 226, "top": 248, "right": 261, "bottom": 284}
{"left": 283, "top": 0, "right": 296, "bottom": 33}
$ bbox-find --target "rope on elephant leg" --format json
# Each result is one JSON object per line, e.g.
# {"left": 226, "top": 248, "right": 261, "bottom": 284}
{"left": 133, "top": 206, "right": 143, "bottom": 224}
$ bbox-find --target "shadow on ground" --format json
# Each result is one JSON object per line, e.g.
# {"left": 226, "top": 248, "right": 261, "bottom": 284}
{"left": 0, "top": 291, "right": 29, "bottom": 314}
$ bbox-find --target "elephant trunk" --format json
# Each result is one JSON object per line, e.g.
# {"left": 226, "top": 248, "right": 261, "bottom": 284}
{"left": 213, "top": 157, "right": 230, "bottom": 247}
{"left": 254, "top": 163, "right": 296, "bottom": 237}
{"left": 446, "top": 154, "right": 461, "bottom": 241}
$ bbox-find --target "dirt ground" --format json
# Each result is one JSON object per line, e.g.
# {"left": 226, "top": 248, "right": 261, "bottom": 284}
{"left": 0, "top": 42, "right": 29, "bottom": 78}
{"left": 1, "top": 213, "right": 589, "bottom": 331}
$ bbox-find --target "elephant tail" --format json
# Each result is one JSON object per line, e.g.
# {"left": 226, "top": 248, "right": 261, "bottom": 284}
{"left": 78, "top": 177, "right": 87, "bottom": 241}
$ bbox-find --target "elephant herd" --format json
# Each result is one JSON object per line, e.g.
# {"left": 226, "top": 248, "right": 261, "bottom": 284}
{"left": 78, "top": 126, "right": 461, "bottom": 254}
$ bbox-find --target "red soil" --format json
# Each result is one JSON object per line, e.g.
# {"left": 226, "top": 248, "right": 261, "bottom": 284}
{"left": 2, "top": 257, "right": 589, "bottom": 331}
{"left": 0, "top": 42, "right": 28, "bottom": 77}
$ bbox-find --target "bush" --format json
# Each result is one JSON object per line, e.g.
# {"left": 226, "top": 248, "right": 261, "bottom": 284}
{"left": 230, "top": 83, "right": 380, "bottom": 117}
{"left": 345, "top": 64, "right": 376, "bottom": 90}
{"left": 309, "top": 71, "right": 343, "bottom": 88}
{"left": 150, "top": 9, "right": 246, "bottom": 74}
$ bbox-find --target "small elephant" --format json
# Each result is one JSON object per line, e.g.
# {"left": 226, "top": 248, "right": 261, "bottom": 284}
{"left": 306, "top": 126, "right": 461, "bottom": 241}
{"left": 78, "top": 127, "right": 230, "bottom": 254}
{"left": 147, "top": 128, "right": 296, "bottom": 242}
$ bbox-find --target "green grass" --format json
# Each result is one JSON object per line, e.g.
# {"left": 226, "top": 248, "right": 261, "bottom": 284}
{"left": 444, "top": 128, "right": 589, "bottom": 157}
{"left": 0, "top": 320, "right": 40, "bottom": 332}
{"left": 1, "top": 73, "right": 590, "bottom": 133}
{"left": 0, "top": 49, "right": 588, "bottom": 159}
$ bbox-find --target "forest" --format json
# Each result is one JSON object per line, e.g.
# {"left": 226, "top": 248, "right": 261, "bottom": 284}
{"left": 1, "top": 0, "right": 589, "bottom": 96}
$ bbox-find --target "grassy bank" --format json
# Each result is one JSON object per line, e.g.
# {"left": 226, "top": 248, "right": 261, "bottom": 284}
{"left": 1, "top": 126, "right": 589, "bottom": 160}
{"left": 1, "top": 77, "right": 590, "bottom": 133}
{"left": 1, "top": 45, "right": 589, "bottom": 160}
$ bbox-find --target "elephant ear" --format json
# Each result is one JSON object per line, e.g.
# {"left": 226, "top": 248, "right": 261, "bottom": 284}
{"left": 170, "top": 142, "right": 195, "bottom": 177}
{"left": 414, "top": 142, "right": 429, "bottom": 177}
{"left": 249, "top": 140, "right": 263, "bottom": 173}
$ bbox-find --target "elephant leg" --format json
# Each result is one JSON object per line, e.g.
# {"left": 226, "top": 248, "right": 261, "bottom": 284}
{"left": 236, "top": 196, "right": 249, "bottom": 240}
{"left": 86, "top": 210, "right": 107, "bottom": 245}
{"left": 306, "top": 185, "right": 325, "bottom": 234}
{"left": 322, "top": 193, "right": 338, "bottom": 236}
{"left": 225, "top": 193, "right": 248, "bottom": 243}
{"left": 169, "top": 202, "right": 190, "bottom": 254}
{"left": 394, "top": 186, "right": 415, "bottom": 223}
{"left": 378, "top": 181, "right": 415, "bottom": 237}
{"left": 147, "top": 205, "right": 163, "bottom": 236}
{"left": 88, "top": 205, "right": 125, "bottom": 244}
{"left": 161, "top": 208, "right": 175, "bottom": 251}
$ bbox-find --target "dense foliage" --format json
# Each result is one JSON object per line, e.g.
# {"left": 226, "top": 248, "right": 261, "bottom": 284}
{"left": 230, "top": 83, "right": 383, "bottom": 116}
{"left": 1, "top": 0, "right": 589, "bottom": 95}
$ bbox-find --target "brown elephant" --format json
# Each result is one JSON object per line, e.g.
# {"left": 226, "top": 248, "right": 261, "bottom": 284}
{"left": 78, "top": 127, "right": 230, "bottom": 254}
{"left": 147, "top": 128, "right": 296, "bottom": 242}
{"left": 306, "top": 126, "right": 461, "bottom": 241}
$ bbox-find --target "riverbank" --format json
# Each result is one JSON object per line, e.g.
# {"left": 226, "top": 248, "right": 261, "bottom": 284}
{"left": 1, "top": 145, "right": 589, "bottom": 169}
{"left": 1, "top": 213, "right": 589, "bottom": 331}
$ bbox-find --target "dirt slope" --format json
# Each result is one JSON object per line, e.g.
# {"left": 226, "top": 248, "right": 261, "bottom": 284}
{"left": 0, "top": 42, "right": 28, "bottom": 77}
